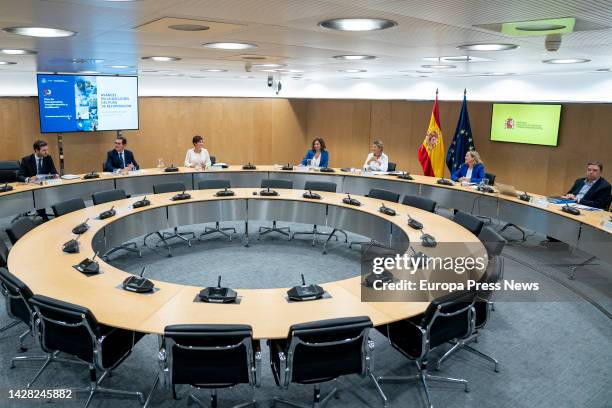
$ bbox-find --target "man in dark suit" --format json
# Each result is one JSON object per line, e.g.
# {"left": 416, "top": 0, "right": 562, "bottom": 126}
{"left": 18, "top": 140, "right": 59, "bottom": 221}
{"left": 563, "top": 161, "right": 611, "bottom": 210}
{"left": 18, "top": 140, "right": 58, "bottom": 183}
{"left": 103, "top": 136, "right": 139, "bottom": 172}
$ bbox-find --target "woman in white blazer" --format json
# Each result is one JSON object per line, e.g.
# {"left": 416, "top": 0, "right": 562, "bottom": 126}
{"left": 184, "top": 135, "right": 212, "bottom": 168}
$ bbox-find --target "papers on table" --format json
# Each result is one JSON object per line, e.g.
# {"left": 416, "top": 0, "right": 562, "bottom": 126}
{"left": 61, "top": 174, "right": 79, "bottom": 180}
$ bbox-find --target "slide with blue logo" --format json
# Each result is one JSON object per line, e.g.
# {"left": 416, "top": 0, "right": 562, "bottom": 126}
{"left": 37, "top": 74, "right": 138, "bottom": 133}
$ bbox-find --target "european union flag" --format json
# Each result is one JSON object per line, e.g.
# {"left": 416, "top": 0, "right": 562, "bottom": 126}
{"left": 446, "top": 92, "right": 475, "bottom": 173}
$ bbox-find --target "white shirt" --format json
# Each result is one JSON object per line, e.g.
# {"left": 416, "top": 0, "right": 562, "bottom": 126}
{"left": 363, "top": 152, "right": 389, "bottom": 172}
{"left": 184, "top": 148, "right": 211, "bottom": 168}
{"left": 576, "top": 177, "right": 599, "bottom": 203}
{"left": 465, "top": 167, "right": 473, "bottom": 180}
{"left": 311, "top": 153, "right": 321, "bottom": 167}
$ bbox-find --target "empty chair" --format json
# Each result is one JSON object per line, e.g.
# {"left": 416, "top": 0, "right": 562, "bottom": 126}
{"left": 402, "top": 195, "right": 437, "bottom": 213}
{"left": 292, "top": 181, "right": 347, "bottom": 248}
{"left": 6, "top": 217, "right": 37, "bottom": 245}
{"left": 145, "top": 324, "right": 260, "bottom": 408}
{"left": 387, "top": 162, "right": 397, "bottom": 172}
{"left": 258, "top": 179, "right": 294, "bottom": 239}
{"left": 0, "top": 160, "right": 20, "bottom": 183}
{"left": 348, "top": 188, "right": 400, "bottom": 252}
{"left": 453, "top": 210, "right": 484, "bottom": 236}
{"left": 484, "top": 172, "right": 496, "bottom": 186}
{"left": 436, "top": 258, "right": 503, "bottom": 372}
{"left": 28, "top": 295, "right": 146, "bottom": 405}
{"left": 478, "top": 226, "right": 507, "bottom": 259}
{"left": 378, "top": 290, "right": 477, "bottom": 408}
{"left": 91, "top": 189, "right": 140, "bottom": 260}
{"left": 198, "top": 179, "right": 237, "bottom": 241}
{"left": 51, "top": 198, "right": 86, "bottom": 218}
{"left": 0, "top": 267, "right": 40, "bottom": 355}
{"left": 269, "top": 316, "right": 387, "bottom": 408}
{"left": 143, "top": 182, "right": 195, "bottom": 256}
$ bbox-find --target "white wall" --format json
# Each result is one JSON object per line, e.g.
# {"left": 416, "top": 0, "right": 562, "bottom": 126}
{"left": 1, "top": 71, "right": 612, "bottom": 102}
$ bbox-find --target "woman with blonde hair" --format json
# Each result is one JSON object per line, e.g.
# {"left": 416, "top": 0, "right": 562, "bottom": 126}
{"left": 363, "top": 140, "right": 389, "bottom": 172}
{"left": 451, "top": 150, "right": 486, "bottom": 183}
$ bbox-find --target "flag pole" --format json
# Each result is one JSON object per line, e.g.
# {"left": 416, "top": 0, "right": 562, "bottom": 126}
{"left": 464, "top": 88, "right": 467, "bottom": 96}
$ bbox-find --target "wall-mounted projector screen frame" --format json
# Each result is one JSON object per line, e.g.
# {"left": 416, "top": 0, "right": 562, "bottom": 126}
{"left": 37, "top": 73, "right": 139, "bottom": 133}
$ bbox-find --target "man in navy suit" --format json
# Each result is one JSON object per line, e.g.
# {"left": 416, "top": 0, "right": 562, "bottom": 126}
{"left": 18, "top": 140, "right": 58, "bottom": 183}
{"left": 103, "top": 136, "right": 139, "bottom": 172}
{"left": 563, "top": 161, "right": 611, "bottom": 210}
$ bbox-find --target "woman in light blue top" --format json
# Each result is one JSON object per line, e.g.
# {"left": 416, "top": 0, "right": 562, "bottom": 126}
{"left": 300, "top": 138, "right": 329, "bottom": 168}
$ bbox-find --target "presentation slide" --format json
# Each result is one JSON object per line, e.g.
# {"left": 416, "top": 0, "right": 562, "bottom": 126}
{"left": 490, "top": 103, "right": 561, "bottom": 146}
{"left": 37, "top": 74, "right": 138, "bottom": 133}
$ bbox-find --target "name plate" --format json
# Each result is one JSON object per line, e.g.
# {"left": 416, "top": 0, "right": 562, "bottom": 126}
{"left": 533, "top": 198, "right": 549, "bottom": 209}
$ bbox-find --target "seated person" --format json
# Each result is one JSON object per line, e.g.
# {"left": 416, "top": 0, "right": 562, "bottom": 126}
{"left": 300, "top": 138, "right": 329, "bottom": 168}
{"left": 104, "top": 136, "right": 139, "bottom": 172}
{"left": 562, "top": 161, "right": 611, "bottom": 210}
{"left": 363, "top": 140, "right": 388, "bottom": 172}
{"left": 184, "top": 135, "right": 212, "bottom": 168}
{"left": 451, "top": 150, "right": 486, "bottom": 183}
{"left": 17, "top": 140, "right": 59, "bottom": 183}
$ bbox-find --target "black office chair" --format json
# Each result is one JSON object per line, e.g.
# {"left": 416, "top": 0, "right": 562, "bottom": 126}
{"left": 198, "top": 179, "right": 237, "bottom": 241}
{"left": 484, "top": 172, "right": 496, "bottom": 186}
{"left": 378, "top": 290, "right": 476, "bottom": 408}
{"left": 144, "top": 182, "right": 195, "bottom": 256}
{"left": 387, "top": 162, "right": 397, "bottom": 172}
{"left": 269, "top": 316, "right": 388, "bottom": 408}
{"left": 0, "top": 239, "right": 9, "bottom": 268}
{"left": 51, "top": 198, "right": 86, "bottom": 218}
{"left": 402, "top": 195, "right": 437, "bottom": 213}
{"left": 258, "top": 179, "right": 294, "bottom": 239}
{"left": 436, "top": 258, "right": 503, "bottom": 372}
{"left": 6, "top": 217, "right": 37, "bottom": 245}
{"left": 348, "top": 188, "right": 400, "bottom": 252}
{"left": 210, "top": 156, "right": 216, "bottom": 165}
{"left": 28, "top": 295, "right": 146, "bottom": 406}
{"left": 0, "top": 267, "right": 40, "bottom": 355}
{"left": 453, "top": 210, "right": 484, "bottom": 236}
{"left": 0, "top": 160, "right": 20, "bottom": 183}
{"left": 145, "top": 324, "right": 260, "bottom": 408}
{"left": 478, "top": 226, "right": 507, "bottom": 260}
{"left": 91, "top": 189, "right": 141, "bottom": 260}
{"left": 292, "top": 181, "right": 347, "bottom": 247}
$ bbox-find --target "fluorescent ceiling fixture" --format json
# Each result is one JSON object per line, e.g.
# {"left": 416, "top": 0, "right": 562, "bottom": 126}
{"left": 0, "top": 61, "right": 17, "bottom": 65}
{"left": 339, "top": 69, "right": 366, "bottom": 73}
{"left": 169, "top": 24, "right": 209, "bottom": 31}
{"left": 142, "top": 56, "right": 181, "bottom": 61}
{"left": 483, "top": 72, "right": 515, "bottom": 76}
{"left": 2, "top": 26, "right": 76, "bottom": 37}
{"left": 333, "top": 55, "right": 376, "bottom": 60}
{"left": 422, "top": 64, "right": 456, "bottom": 69}
{"left": 319, "top": 18, "right": 397, "bottom": 31}
{"left": 164, "top": 73, "right": 183, "bottom": 76}
{"left": 201, "top": 68, "right": 227, "bottom": 72}
{"left": 253, "top": 63, "right": 286, "bottom": 68}
{"left": 203, "top": 42, "right": 257, "bottom": 50}
{"left": 501, "top": 17, "right": 575, "bottom": 36}
{"left": 261, "top": 68, "right": 303, "bottom": 73}
{"left": 423, "top": 55, "right": 493, "bottom": 62}
{"left": 1, "top": 49, "right": 36, "bottom": 55}
{"left": 542, "top": 58, "right": 590, "bottom": 64}
{"left": 457, "top": 43, "right": 518, "bottom": 51}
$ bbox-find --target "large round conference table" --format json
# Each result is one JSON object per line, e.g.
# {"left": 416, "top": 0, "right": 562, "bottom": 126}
{"left": 4, "top": 165, "right": 611, "bottom": 339}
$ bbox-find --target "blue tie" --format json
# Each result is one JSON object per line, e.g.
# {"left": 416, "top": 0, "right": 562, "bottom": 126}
{"left": 37, "top": 158, "right": 43, "bottom": 174}
{"left": 119, "top": 152, "right": 125, "bottom": 168}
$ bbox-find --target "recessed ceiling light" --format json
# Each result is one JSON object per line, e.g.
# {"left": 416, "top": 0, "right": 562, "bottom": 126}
{"left": 595, "top": 68, "right": 611, "bottom": 72}
{"left": 421, "top": 64, "right": 456, "bottom": 69}
{"left": 107, "top": 65, "right": 133, "bottom": 69}
{"left": 168, "top": 24, "right": 209, "bottom": 31}
{"left": 339, "top": 69, "right": 366, "bottom": 73}
{"left": 164, "top": 73, "right": 184, "bottom": 76}
{"left": 2, "top": 26, "right": 76, "bottom": 38}
{"left": 78, "top": 70, "right": 99, "bottom": 74}
{"left": 424, "top": 55, "right": 493, "bottom": 63}
{"left": 190, "top": 75, "right": 207, "bottom": 78}
{"left": 483, "top": 72, "right": 516, "bottom": 76}
{"left": 203, "top": 42, "right": 257, "bottom": 50}
{"left": 71, "top": 58, "right": 104, "bottom": 64}
{"left": 142, "top": 56, "right": 181, "bottom": 62}
{"left": 0, "top": 49, "right": 36, "bottom": 55}
{"left": 333, "top": 55, "right": 377, "bottom": 60}
{"left": 457, "top": 43, "right": 519, "bottom": 51}
{"left": 515, "top": 24, "right": 566, "bottom": 32}
{"left": 0, "top": 61, "right": 17, "bottom": 65}
{"left": 319, "top": 18, "right": 397, "bottom": 31}
{"left": 201, "top": 68, "right": 227, "bottom": 72}
{"left": 542, "top": 58, "right": 590, "bottom": 64}
{"left": 253, "top": 63, "right": 286, "bottom": 68}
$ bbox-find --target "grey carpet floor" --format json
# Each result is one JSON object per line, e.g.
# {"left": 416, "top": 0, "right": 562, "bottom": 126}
{"left": 0, "top": 219, "right": 611, "bottom": 408}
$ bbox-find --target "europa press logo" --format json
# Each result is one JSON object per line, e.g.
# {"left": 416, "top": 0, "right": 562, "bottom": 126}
{"left": 504, "top": 117, "right": 514, "bottom": 129}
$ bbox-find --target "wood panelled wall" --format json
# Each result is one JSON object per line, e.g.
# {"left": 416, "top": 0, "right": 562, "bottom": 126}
{"left": 1, "top": 97, "right": 610, "bottom": 196}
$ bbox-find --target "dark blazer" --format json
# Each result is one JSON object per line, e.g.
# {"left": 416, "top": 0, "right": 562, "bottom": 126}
{"left": 103, "top": 149, "right": 139, "bottom": 172}
{"left": 451, "top": 163, "right": 486, "bottom": 183}
{"left": 300, "top": 150, "right": 329, "bottom": 168}
{"left": 17, "top": 154, "right": 57, "bottom": 182}
{"left": 567, "top": 177, "right": 611, "bottom": 210}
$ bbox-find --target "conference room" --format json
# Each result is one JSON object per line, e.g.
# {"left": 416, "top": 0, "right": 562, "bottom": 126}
{"left": 0, "top": 1, "right": 611, "bottom": 407}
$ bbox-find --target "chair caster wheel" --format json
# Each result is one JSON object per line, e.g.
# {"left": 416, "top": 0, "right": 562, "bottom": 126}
{"left": 19, "top": 347, "right": 28, "bottom": 353}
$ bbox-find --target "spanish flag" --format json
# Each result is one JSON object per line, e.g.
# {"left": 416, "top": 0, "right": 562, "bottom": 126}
{"left": 417, "top": 90, "right": 446, "bottom": 177}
